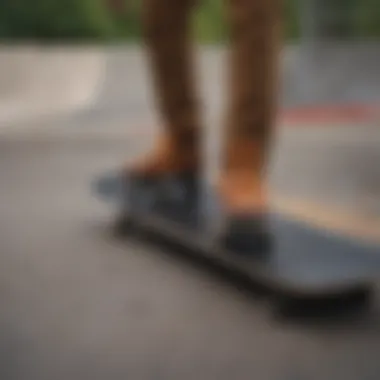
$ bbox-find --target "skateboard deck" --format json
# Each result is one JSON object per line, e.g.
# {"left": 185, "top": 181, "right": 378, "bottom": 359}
{"left": 93, "top": 171, "right": 380, "bottom": 301}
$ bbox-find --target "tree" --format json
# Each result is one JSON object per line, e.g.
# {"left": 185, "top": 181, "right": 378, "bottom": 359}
{"left": 0, "top": 0, "right": 116, "bottom": 41}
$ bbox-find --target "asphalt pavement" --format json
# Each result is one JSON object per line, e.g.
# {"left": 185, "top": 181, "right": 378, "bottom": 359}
{"left": 0, "top": 44, "right": 380, "bottom": 380}
{"left": 1, "top": 128, "right": 380, "bottom": 380}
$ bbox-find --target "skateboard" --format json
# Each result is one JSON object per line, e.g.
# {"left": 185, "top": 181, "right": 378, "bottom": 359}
{"left": 93, "top": 171, "right": 380, "bottom": 303}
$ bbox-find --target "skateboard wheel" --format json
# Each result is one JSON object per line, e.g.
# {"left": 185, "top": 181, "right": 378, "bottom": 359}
{"left": 273, "top": 287, "right": 373, "bottom": 320}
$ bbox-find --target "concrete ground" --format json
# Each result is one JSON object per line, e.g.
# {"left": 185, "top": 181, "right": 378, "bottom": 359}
{"left": 0, "top": 45, "right": 380, "bottom": 380}
{"left": 1, "top": 125, "right": 380, "bottom": 380}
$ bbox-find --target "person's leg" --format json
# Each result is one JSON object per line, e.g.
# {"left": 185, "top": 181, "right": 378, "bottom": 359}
{"left": 126, "top": 0, "right": 201, "bottom": 177}
{"left": 220, "top": 0, "right": 281, "bottom": 214}
{"left": 218, "top": 0, "right": 282, "bottom": 251}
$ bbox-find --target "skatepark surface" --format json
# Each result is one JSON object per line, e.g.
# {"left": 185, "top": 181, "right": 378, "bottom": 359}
{"left": 0, "top": 44, "right": 379, "bottom": 379}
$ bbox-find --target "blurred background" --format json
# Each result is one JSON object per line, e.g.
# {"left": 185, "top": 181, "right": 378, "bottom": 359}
{"left": 0, "top": 1, "right": 380, "bottom": 380}
{"left": 0, "top": 0, "right": 379, "bottom": 41}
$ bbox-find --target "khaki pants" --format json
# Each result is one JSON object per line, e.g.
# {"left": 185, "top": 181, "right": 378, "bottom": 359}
{"left": 142, "top": 0, "right": 282, "bottom": 172}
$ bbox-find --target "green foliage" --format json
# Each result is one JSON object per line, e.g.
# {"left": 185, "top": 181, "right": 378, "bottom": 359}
{"left": 193, "top": 0, "right": 303, "bottom": 43}
{"left": 193, "top": 0, "right": 227, "bottom": 43}
{"left": 109, "top": 0, "right": 142, "bottom": 41}
{"left": 0, "top": 0, "right": 117, "bottom": 41}
{"left": 0, "top": 0, "right": 378, "bottom": 42}
{"left": 355, "top": 0, "right": 380, "bottom": 38}
{"left": 283, "top": 0, "right": 301, "bottom": 40}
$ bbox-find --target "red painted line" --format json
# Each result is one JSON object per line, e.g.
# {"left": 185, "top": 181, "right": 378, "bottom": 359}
{"left": 125, "top": 103, "right": 379, "bottom": 137}
{"left": 279, "top": 103, "right": 379, "bottom": 125}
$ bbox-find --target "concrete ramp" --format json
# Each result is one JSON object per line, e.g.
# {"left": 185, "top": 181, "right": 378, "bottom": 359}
{"left": 282, "top": 42, "right": 380, "bottom": 107}
{"left": 85, "top": 43, "right": 380, "bottom": 113}
{"left": 0, "top": 46, "right": 106, "bottom": 128}
{"left": 1, "top": 43, "right": 379, "bottom": 130}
